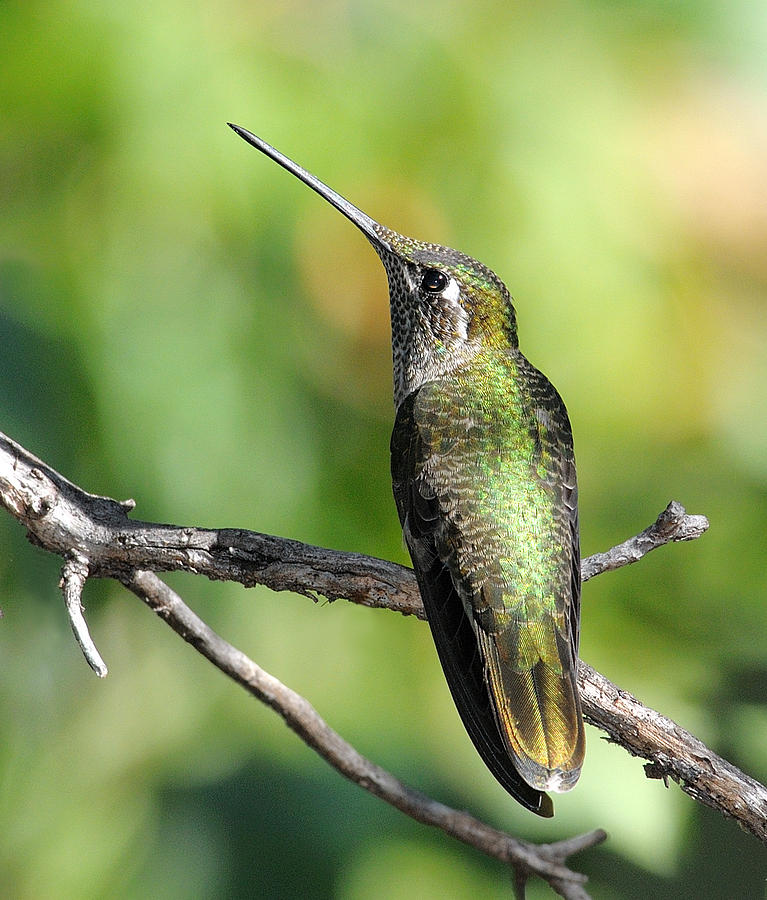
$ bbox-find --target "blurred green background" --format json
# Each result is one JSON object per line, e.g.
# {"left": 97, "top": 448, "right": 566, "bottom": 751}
{"left": 1, "top": 0, "right": 766, "bottom": 897}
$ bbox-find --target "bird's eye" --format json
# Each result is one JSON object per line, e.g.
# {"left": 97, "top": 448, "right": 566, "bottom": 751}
{"left": 420, "top": 269, "right": 448, "bottom": 294}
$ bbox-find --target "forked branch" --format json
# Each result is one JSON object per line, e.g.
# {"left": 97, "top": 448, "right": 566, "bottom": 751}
{"left": 1, "top": 430, "right": 764, "bottom": 898}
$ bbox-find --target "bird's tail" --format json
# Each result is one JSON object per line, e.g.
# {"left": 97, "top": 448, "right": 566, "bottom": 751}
{"left": 478, "top": 617, "right": 585, "bottom": 792}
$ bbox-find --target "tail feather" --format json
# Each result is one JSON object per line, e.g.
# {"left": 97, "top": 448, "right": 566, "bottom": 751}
{"left": 478, "top": 618, "right": 584, "bottom": 792}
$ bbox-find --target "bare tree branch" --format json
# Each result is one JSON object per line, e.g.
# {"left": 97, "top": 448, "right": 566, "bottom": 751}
{"left": 579, "top": 663, "right": 767, "bottom": 842}
{"left": 580, "top": 501, "right": 709, "bottom": 582}
{"left": 0, "top": 433, "right": 706, "bottom": 617}
{"left": 0, "top": 431, "right": 604, "bottom": 895}
{"left": 60, "top": 554, "right": 108, "bottom": 677}
{"left": 1, "top": 428, "right": 764, "bottom": 894}
{"left": 122, "top": 567, "right": 605, "bottom": 897}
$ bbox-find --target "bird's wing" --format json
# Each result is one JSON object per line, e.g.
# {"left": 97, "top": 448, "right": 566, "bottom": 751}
{"left": 392, "top": 361, "right": 583, "bottom": 804}
{"left": 392, "top": 386, "right": 554, "bottom": 816}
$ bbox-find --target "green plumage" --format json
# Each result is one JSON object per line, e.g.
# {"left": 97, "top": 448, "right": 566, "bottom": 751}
{"left": 229, "top": 123, "right": 585, "bottom": 816}
{"left": 392, "top": 347, "right": 583, "bottom": 811}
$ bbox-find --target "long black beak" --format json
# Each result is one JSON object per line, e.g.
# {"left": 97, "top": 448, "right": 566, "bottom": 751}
{"left": 228, "top": 123, "right": 391, "bottom": 253}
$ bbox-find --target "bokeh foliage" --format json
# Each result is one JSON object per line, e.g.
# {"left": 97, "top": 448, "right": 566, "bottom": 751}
{"left": 1, "top": 1, "right": 766, "bottom": 897}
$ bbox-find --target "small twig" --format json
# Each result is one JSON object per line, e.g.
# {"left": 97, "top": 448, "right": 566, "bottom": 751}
{"left": 581, "top": 500, "right": 708, "bottom": 582}
{"left": 530, "top": 829, "right": 609, "bottom": 900}
{"left": 59, "top": 555, "right": 108, "bottom": 677}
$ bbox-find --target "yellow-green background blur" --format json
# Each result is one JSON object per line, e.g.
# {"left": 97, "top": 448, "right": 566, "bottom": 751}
{"left": 1, "top": 1, "right": 766, "bottom": 897}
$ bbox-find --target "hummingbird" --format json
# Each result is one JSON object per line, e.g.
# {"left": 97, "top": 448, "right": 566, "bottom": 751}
{"left": 229, "top": 123, "right": 584, "bottom": 817}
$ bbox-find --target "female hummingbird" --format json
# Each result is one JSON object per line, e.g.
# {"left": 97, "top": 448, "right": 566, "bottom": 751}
{"left": 229, "top": 123, "right": 585, "bottom": 817}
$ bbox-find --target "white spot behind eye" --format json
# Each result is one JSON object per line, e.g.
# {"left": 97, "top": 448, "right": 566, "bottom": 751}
{"left": 442, "top": 277, "right": 460, "bottom": 303}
